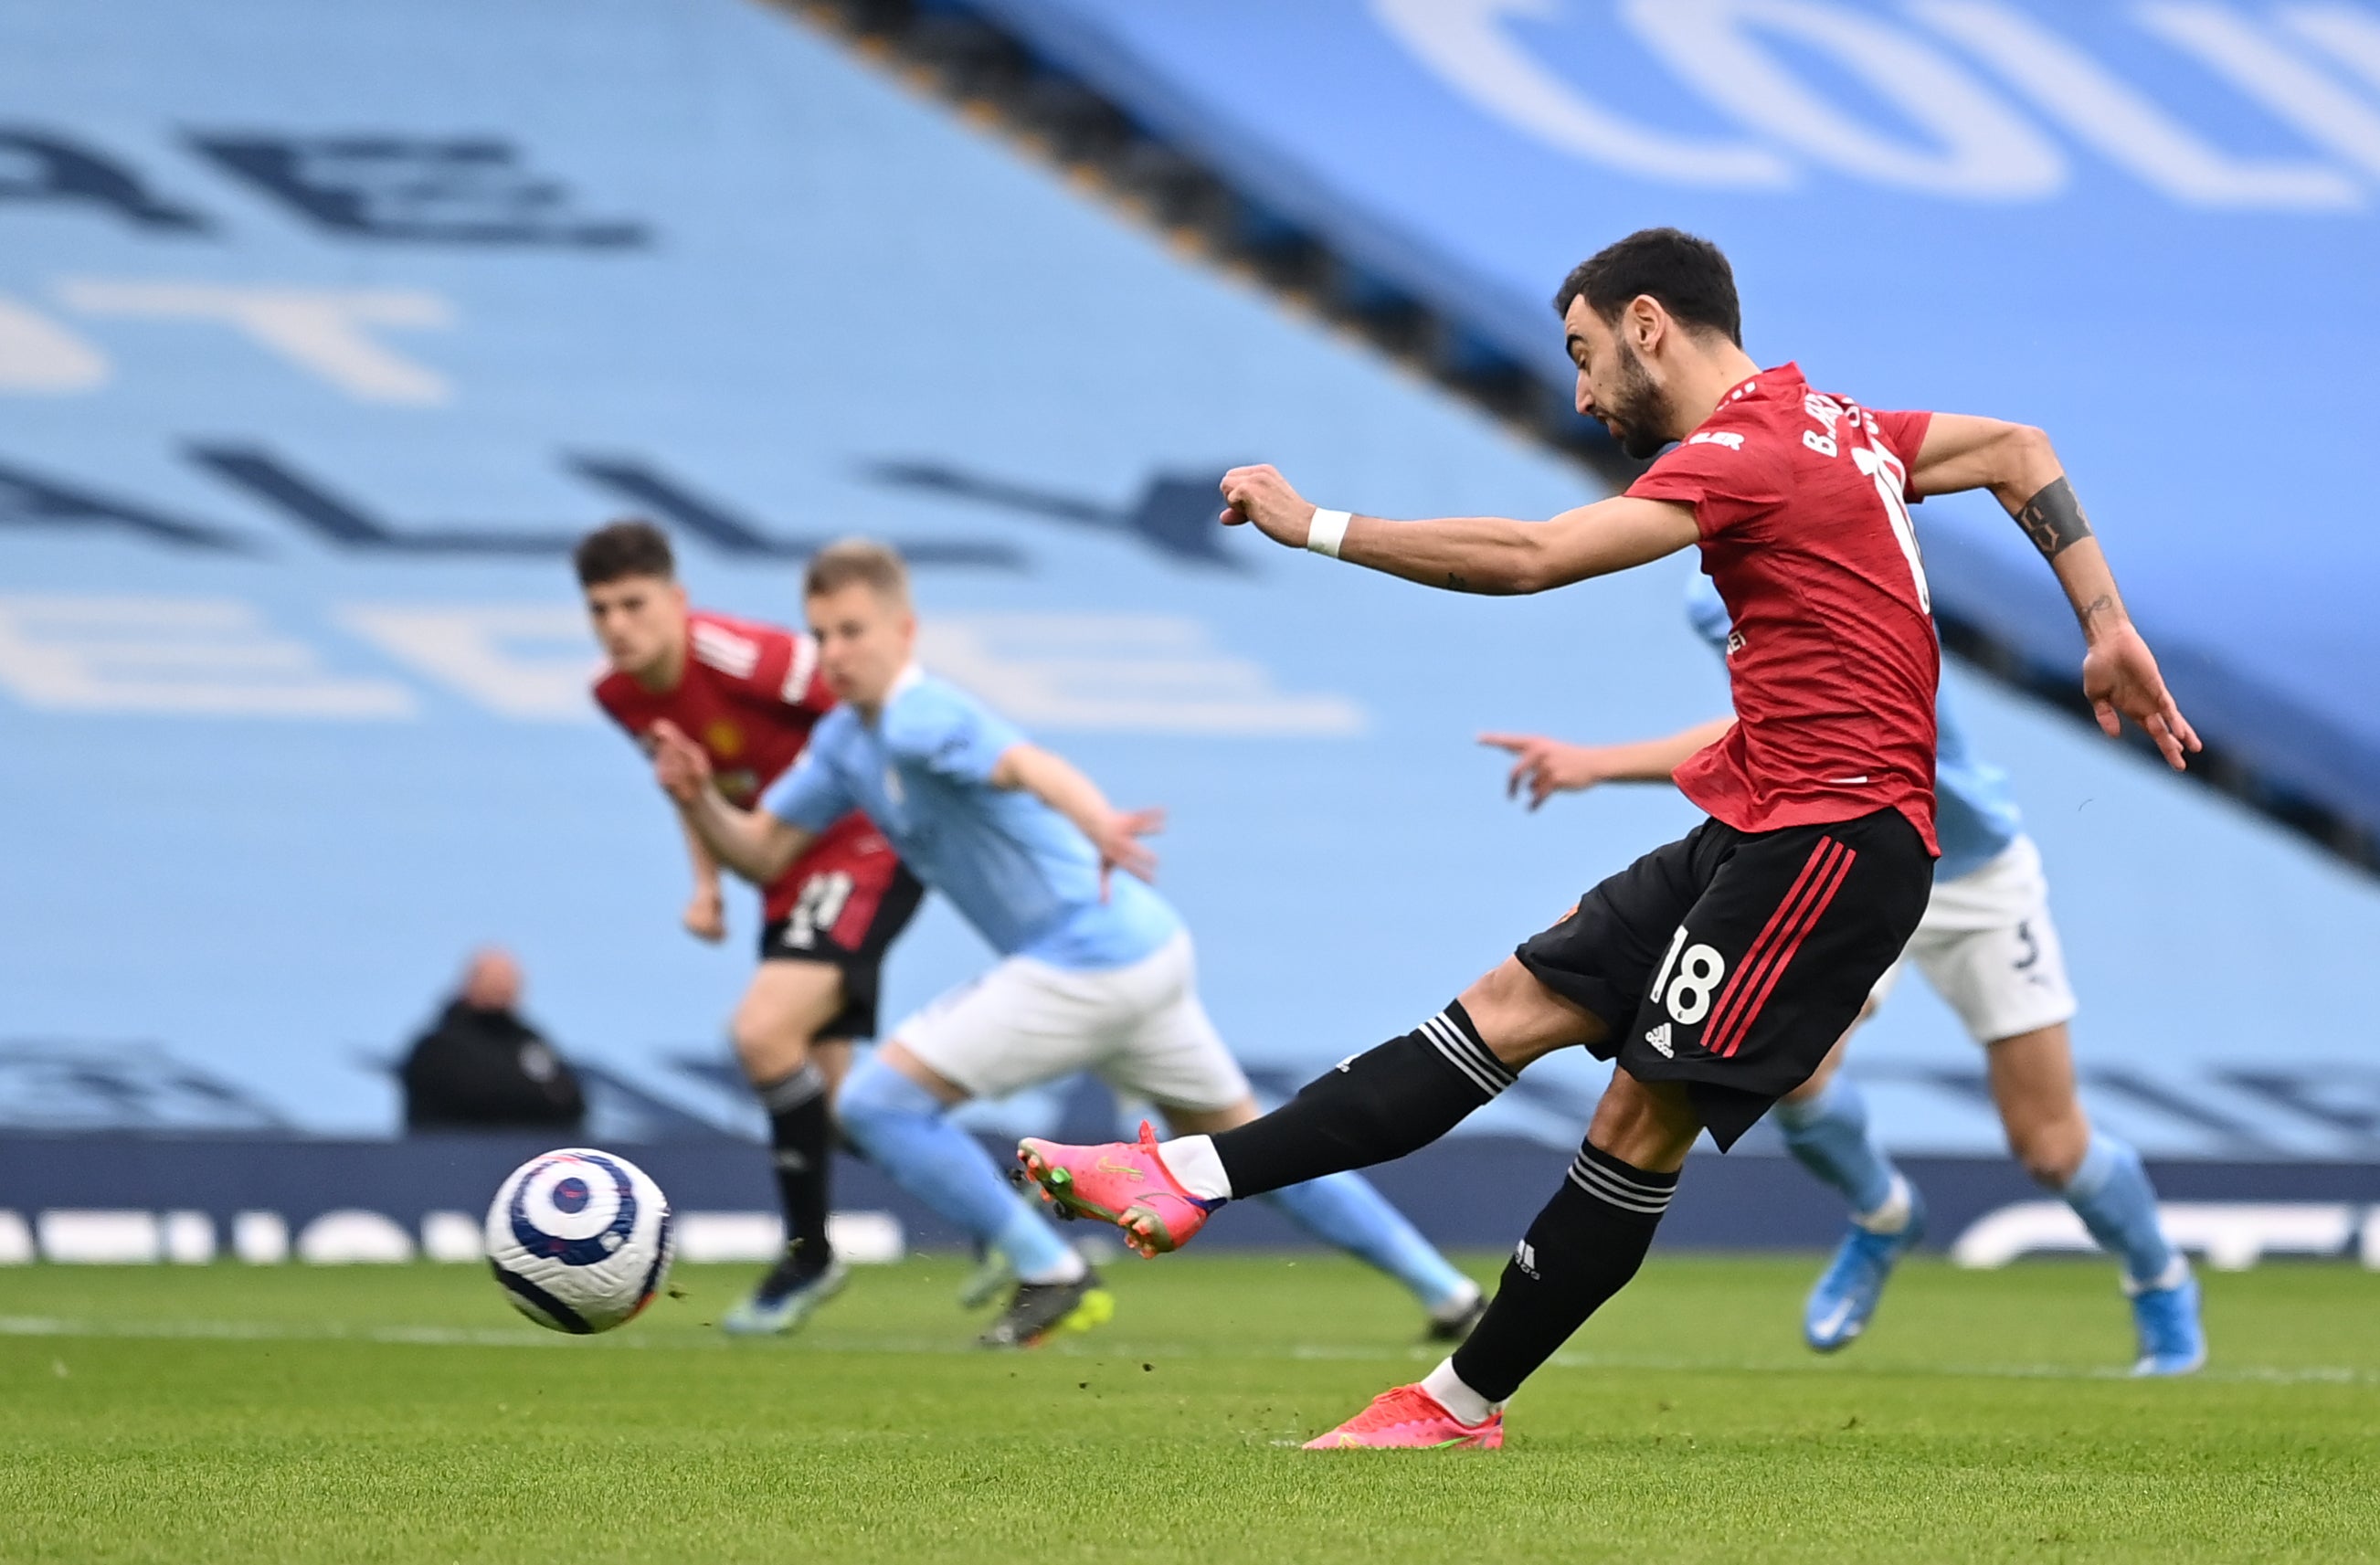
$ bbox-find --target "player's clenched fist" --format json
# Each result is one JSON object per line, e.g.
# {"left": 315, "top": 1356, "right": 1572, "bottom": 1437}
{"left": 649, "top": 718, "right": 714, "bottom": 805}
{"left": 1219, "top": 463, "right": 1317, "bottom": 546}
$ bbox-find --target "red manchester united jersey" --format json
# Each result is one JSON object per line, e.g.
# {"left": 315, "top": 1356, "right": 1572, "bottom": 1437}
{"left": 1628, "top": 363, "right": 1941, "bottom": 854}
{"left": 594, "top": 609, "right": 883, "bottom": 919}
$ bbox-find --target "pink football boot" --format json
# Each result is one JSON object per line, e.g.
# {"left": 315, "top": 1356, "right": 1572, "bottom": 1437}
{"left": 1016, "top": 1121, "right": 1216, "bottom": 1258}
{"left": 1302, "top": 1384, "right": 1505, "bottom": 1450}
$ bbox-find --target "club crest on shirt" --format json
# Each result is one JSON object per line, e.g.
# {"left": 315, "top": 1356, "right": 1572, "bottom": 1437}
{"left": 705, "top": 720, "right": 745, "bottom": 759}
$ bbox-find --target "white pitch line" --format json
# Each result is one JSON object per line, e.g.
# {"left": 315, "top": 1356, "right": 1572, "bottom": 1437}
{"left": 1, "top": 1317, "right": 2372, "bottom": 1385}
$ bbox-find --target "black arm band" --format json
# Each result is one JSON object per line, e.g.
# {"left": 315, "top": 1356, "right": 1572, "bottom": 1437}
{"left": 2015, "top": 476, "right": 2093, "bottom": 560}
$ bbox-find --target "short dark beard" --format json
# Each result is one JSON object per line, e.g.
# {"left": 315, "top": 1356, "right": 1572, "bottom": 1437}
{"left": 1602, "top": 342, "right": 1674, "bottom": 460}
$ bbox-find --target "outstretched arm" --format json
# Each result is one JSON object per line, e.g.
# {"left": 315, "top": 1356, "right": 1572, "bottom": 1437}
{"left": 989, "top": 742, "right": 1162, "bottom": 897}
{"left": 650, "top": 720, "right": 813, "bottom": 886}
{"left": 1480, "top": 716, "right": 1737, "bottom": 810}
{"left": 1219, "top": 464, "right": 1698, "bottom": 595}
{"left": 1904, "top": 416, "right": 2199, "bottom": 770}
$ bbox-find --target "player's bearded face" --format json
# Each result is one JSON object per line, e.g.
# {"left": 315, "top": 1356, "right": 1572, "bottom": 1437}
{"left": 1599, "top": 339, "right": 1675, "bottom": 460}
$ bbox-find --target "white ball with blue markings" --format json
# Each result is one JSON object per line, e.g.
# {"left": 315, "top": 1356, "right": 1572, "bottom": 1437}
{"left": 485, "top": 1147, "right": 674, "bottom": 1334}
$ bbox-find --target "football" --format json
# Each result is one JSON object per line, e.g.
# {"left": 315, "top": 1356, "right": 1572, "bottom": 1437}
{"left": 484, "top": 1147, "right": 674, "bottom": 1335}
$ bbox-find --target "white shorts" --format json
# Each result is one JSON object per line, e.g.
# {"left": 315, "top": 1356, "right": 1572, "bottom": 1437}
{"left": 1869, "top": 834, "right": 2078, "bottom": 1045}
{"left": 891, "top": 930, "right": 1252, "bottom": 1113}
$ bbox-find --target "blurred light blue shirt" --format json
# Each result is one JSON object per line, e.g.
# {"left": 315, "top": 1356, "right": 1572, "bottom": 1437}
{"left": 1683, "top": 575, "right": 2022, "bottom": 881}
{"left": 763, "top": 667, "right": 1179, "bottom": 970}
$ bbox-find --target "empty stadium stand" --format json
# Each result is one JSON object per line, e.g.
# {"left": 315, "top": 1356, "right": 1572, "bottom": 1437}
{"left": 895, "top": 0, "right": 2380, "bottom": 866}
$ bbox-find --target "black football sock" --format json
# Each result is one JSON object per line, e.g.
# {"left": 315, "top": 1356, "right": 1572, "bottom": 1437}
{"left": 1210, "top": 1001, "right": 1514, "bottom": 1198}
{"left": 1448, "top": 1143, "right": 1678, "bottom": 1403}
{"left": 757, "top": 1062, "right": 834, "bottom": 1275}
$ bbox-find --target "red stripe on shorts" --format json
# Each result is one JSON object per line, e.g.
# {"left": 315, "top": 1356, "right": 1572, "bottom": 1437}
{"left": 1696, "top": 838, "right": 1840, "bottom": 1052}
{"left": 1708, "top": 840, "right": 1856, "bottom": 1059}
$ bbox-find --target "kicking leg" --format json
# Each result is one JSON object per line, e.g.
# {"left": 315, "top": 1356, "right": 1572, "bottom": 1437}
{"left": 723, "top": 961, "right": 852, "bottom": 1335}
{"left": 1022, "top": 957, "right": 1601, "bottom": 1252}
{"left": 1988, "top": 1023, "right": 2200, "bottom": 1374}
{"left": 1164, "top": 1096, "right": 1483, "bottom": 1337}
{"left": 1205, "top": 957, "right": 1603, "bottom": 1195}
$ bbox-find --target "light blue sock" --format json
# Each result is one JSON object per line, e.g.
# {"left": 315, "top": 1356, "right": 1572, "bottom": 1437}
{"left": 1772, "top": 1075, "right": 1899, "bottom": 1221}
{"left": 987, "top": 1199, "right": 1080, "bottom": 1285}
{"left": 1262, "top": 1173, "right": 1476, "bottom": 1313}
{"left": 2061, "top": 1134, "right": 2177, "bottom": 1290}
{"left": 835, "top": 1056, "right": 1081, "bottom": 1284}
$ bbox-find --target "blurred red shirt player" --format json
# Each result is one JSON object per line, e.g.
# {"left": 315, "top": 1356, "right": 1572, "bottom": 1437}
{"left": 576, "top": 520, "right": 921, "bottom": 1334}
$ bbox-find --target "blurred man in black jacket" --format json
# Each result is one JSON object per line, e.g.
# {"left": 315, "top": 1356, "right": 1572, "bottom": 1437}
{"left": 402, "top": 948, "right": 586, "bottom": 1133}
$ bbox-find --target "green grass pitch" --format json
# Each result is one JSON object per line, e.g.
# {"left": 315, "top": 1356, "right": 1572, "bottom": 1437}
{"left": 3, "top": 1253, "right": 2375, "bottom": 1562}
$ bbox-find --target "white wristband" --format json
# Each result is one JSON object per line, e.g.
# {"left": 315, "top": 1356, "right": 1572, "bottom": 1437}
{"left": 1306, "top": 508, "right": 1352, "bottom": 559}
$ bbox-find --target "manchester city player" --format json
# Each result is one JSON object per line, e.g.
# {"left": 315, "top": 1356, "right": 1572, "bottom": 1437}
{"left": 1479, "top": 572, "right": 2204, "bottom": 1375}
{"left": 651, "top": 539, "right": 1483, "bottom": 1348}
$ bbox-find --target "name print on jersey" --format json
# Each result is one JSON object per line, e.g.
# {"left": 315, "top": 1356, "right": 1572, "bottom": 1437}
{"left": 1800, "top": 391, "right": 1930, "bottom": 614}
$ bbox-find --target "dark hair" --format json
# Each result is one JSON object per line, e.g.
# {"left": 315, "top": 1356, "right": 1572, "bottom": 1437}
{"left": 804, "top": 536, "right": 911, "bottom": 605}
{"left": 1552, "top": 227, "right": 1741, "bottom": 347}
{"left": 574, "top": 519, "right": 675, "bottom": 587}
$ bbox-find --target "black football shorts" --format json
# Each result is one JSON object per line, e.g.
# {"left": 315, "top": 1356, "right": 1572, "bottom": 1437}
{"left": 758, "top": 862, "right": 925, "bottom": 1042}
{"left": 1516, "top": 809, "right": 1933, "bottom": 1150}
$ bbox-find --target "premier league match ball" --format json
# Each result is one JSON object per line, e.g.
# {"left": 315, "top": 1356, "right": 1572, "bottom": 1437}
{"left": 485, "top": 1147, "right": 675, "bottom": 1335}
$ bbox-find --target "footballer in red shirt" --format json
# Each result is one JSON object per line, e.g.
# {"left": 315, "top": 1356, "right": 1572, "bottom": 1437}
{"left": 1014, "top": 228, "right": 2197, "bottom": 1447}
{"left": 577, "top": 521, "right": 921, "bottom": 1335}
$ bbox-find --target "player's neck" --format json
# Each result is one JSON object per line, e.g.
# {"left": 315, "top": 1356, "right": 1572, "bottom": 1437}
{"left": 850, "top": 661, "right": 920, "bottom": 724}
{"left": 630, "top": 627, "right": 688, "bottom": 694}
{"left": 1665, "top": 343, "right": 1764, "bottom": 438}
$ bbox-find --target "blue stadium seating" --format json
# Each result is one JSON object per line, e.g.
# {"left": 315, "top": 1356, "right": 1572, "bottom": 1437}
{"left": 3, "top": 0, "right": 2376, "bottom": 1172}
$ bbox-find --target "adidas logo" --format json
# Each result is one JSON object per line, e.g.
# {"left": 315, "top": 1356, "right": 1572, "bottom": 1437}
{"left": 1514, "top": 1240, "right": 1539, "bottom": 1279}
{"left": 1644, "top": 1021, "right": 1675, "bottom": 1058}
